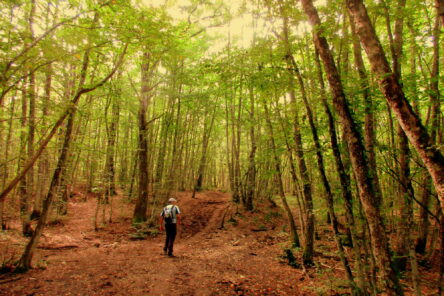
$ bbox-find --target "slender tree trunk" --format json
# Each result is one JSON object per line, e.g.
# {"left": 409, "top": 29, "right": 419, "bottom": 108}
{"left": 286, "top": 61, "right": 314, "bottom": 265}
{"left": 244, "top": 84, "right": 256, "bottom": 211}
{"left": 284, "top": 21, "right": 360, "bottom": 289}
{"left": 35, "top": 2, "right": 57, "bottom": 217}
{"left": 275, "top": 103, "right": 306, "bottom": 239}
{"left": 437, "top": 0, "right": 444, "bottom": 26}
{"left": 290, "top": 87, "right": 314, "bottom": 264}
{"left": 230, "top": 83, "right": 242, "bottom": 203}
{"left": 1, "top": 94, "right": 16, "bottom": 229}
{"left": 154, "top": 94, "right": 173, "bottom": 200}
{"left": 18, "top": 80, "right": 32, "bottom": 236}
{"left": 35, "top": 63, "right": 52, "bottom": 217}
{"left": 25, "top": 0, "right": 36, "bottom": 227}
{"left": 349, "top": 14, "right": 382, "bottom": 208}
{"left": 224, "top": 94, "right": 236, "bottom": 202}
{"left": 263, "top": 100, "right": 300, "bottom": 248}
{"left": 133, "top": 52, "right": 152, "bottom": 223}
{"left": 382, "top": 0, "right": 413, "bottom": 272}
{"left": 300, "top": 0, "right": 403, "bottom": 294}
{"left": 18, "top": 107, "right": 77, "bottom": 269}
{"left": 314, "top": 48, "right": 358, "bottom": 251}
{"left": 153, "top": 117, "right": 169, "bottom": 198}
{"left": 119, "top": 110, "right": 133, "bottom": 191}
{"left": 56, "top": 109, "right": 76, "bottom": 216}
{"left": 18, "top": 0, "right": 37, "bottom": 237}
{"left": 416, "top": 175, "right": 432, "bottom": 253}
{"left": 104, "top": 89, "right": 120, "bottom": 198}
{"left": 193, "top": 106, "right": 216, "bottom": 197}
{"left": 286, "top": 49, "right": 359, "bottom": 292}
{"left": 164, "top": 87, "right": 183, "bottom": 199}
{"left": 27, "top": 72, "right": 36, "bottom": 220}
{"left": 345, "top": 0, "right": 444, "bottom": 214}
{"left": 409, "top": 18, "right": 432, "bottom": 254}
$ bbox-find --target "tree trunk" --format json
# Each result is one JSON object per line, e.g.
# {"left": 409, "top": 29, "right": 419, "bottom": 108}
{"left": 288, "top": 53, "right": 359, "bottom": 292}
{"left": 164, "top": 84, "right": 183, "bottom": 199}
{"left": 133, "top": 52, "right": 152, "bottom": 223}
{"left": 193, "top": 105, "right": 216, "bottom": 197}
{"left": 244, "top": 84, "right": 256, "bottom": 211}
{"left": 437, "top": 0, "right": 444, "bottom": 26}
{"left": 300, "top": 0, "right": 403, "bottom": 294}
{"left": 18, "top": 80, "right": 32, "bottom": 236}
{"left": 104, "top": 90, "right": 120, "bottom": 198}
{"left": 382, "top": 0, "right": 412, "bottom": 272}
{"left": 1, "top": 94, "right": 16, "bottom": 229}
{"left": 224, "top": 93, "right": 236, "bottom": 202}
{"left": 27, "top": 71, "right": 36, "bottom": 222}
{"left": 56, "top": 110, "right": 76, "bottom": 216}
{"left": 18, "top": 107, "right": 77, "bottom": 269}
{"left": 35, "top": 63, "right": 52, "bottom": 218}
{"left": 345, "top": 0, "right": 444, "bottom": 214}
{"left": 275, "top": 104, "right": 305, "bottom": 240}
{"left": 408, "top": 18, "right": 431, "bottom": 254}
{"left": 349, "top": 13, "right": 382, "bottom": 208}
{"left": 263, "top": 100, "right": 300, "bottom": 248}
{"left": 286, "top": 57, "right": 314, "bottom": 265}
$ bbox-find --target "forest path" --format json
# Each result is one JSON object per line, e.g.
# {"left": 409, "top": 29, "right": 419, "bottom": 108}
{"left": 1, "top": 191, "right": 308, "bottom": 296}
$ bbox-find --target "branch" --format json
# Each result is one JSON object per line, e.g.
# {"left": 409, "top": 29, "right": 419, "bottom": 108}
{"left": 0, "top": 43, "right": 127, "bottom": 202}
{"left": 146, "top": 114, "right": 164, "bottom": 126}
{"left": 3, "top": 1, "right": 112, "bottom": 74}
{"left": 379, "top": 159, "right": 440, "bottom": 223}
{"left": 1, "top": 37, "right": 111, "bottom": 105}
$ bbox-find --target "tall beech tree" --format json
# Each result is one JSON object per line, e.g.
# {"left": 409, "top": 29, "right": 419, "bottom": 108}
{"left": 133, "top": 51, "right": 157, "bottom": 223}
{"left": 345, "top": 0, "right": 444, "bottom": 213}
{"left": 300, "top": 0, "right": 404, "bottom": 294}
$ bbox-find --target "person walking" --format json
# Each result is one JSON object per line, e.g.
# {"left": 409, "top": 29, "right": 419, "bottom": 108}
{"left": 159, "top": 198, "right": 181, "bottom": 257}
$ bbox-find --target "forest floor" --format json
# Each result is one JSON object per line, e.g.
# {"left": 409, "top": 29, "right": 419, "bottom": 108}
{"left": 0, "top": 190, "right": 439, "bottom": 295}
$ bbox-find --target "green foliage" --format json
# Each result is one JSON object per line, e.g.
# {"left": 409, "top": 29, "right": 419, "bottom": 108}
{"left": 227, "top": 216, "right": 238, "bottom": 226}
{"left": 280, "top": 248, "right": 301, "bottom": 269}
{"left": 130, "top": 221, "right": 159, "bottom": 240}
{"left": 264, "top": 210, "right": 281, "bottom": 223}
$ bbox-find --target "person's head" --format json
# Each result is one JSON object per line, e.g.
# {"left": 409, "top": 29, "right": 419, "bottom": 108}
{"left": 168, "top": 197, "right": 177, "bottom": 204}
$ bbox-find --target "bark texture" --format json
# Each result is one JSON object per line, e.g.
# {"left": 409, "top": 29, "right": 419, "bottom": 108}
{"left": 300, "top": 0, "right": 403, "bottom": 294}
{"left": 346, "top": 0, "right": 444, "bottom": 213}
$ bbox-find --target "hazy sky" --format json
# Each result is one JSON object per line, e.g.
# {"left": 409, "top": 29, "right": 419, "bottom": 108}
{"left": 141, "top": 0, "right": 267, "bottom": 52}
{"left": 140, "top": 0, "right": 326, "bottom": 53}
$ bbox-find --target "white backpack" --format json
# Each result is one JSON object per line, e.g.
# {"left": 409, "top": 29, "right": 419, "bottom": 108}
{"left": 163, "top": 205, "right": 176, "bottom": 223}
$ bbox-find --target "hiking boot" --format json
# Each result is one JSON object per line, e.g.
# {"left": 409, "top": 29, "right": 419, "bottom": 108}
{"left": 168, "top": 253, "right": 175, "bottom": 257}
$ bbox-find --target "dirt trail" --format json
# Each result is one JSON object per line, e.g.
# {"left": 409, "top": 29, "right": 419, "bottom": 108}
{"left": 1, "top": 191, "right": 308, "bottom": 296}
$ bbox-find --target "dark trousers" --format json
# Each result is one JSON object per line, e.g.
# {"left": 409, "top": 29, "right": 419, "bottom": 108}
{"left": 164, "top": 223, "right": 177, "bottom": 255}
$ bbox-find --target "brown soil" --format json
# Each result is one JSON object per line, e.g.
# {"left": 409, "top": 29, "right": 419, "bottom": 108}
{"left": 2, "top": 190, "right": 439, "bottom": 295}
{"left": 0, "top": 191, "right": 311, "bottom": 296}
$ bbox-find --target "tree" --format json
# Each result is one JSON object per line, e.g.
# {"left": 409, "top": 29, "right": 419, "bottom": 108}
{"left": 299, "top": 0, "right": 404, "bottom": 294}
{"left": 345, "top": 0, "right": 444, "bottom": 214}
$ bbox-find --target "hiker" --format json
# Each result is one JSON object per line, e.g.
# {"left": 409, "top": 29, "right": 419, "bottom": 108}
{"left": 159, "top": 197, "right": 181, "bottom": 257}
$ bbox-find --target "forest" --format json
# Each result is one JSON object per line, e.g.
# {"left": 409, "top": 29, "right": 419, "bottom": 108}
{"left": 0, "top": 0, "right": 443, "bottom": 295}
